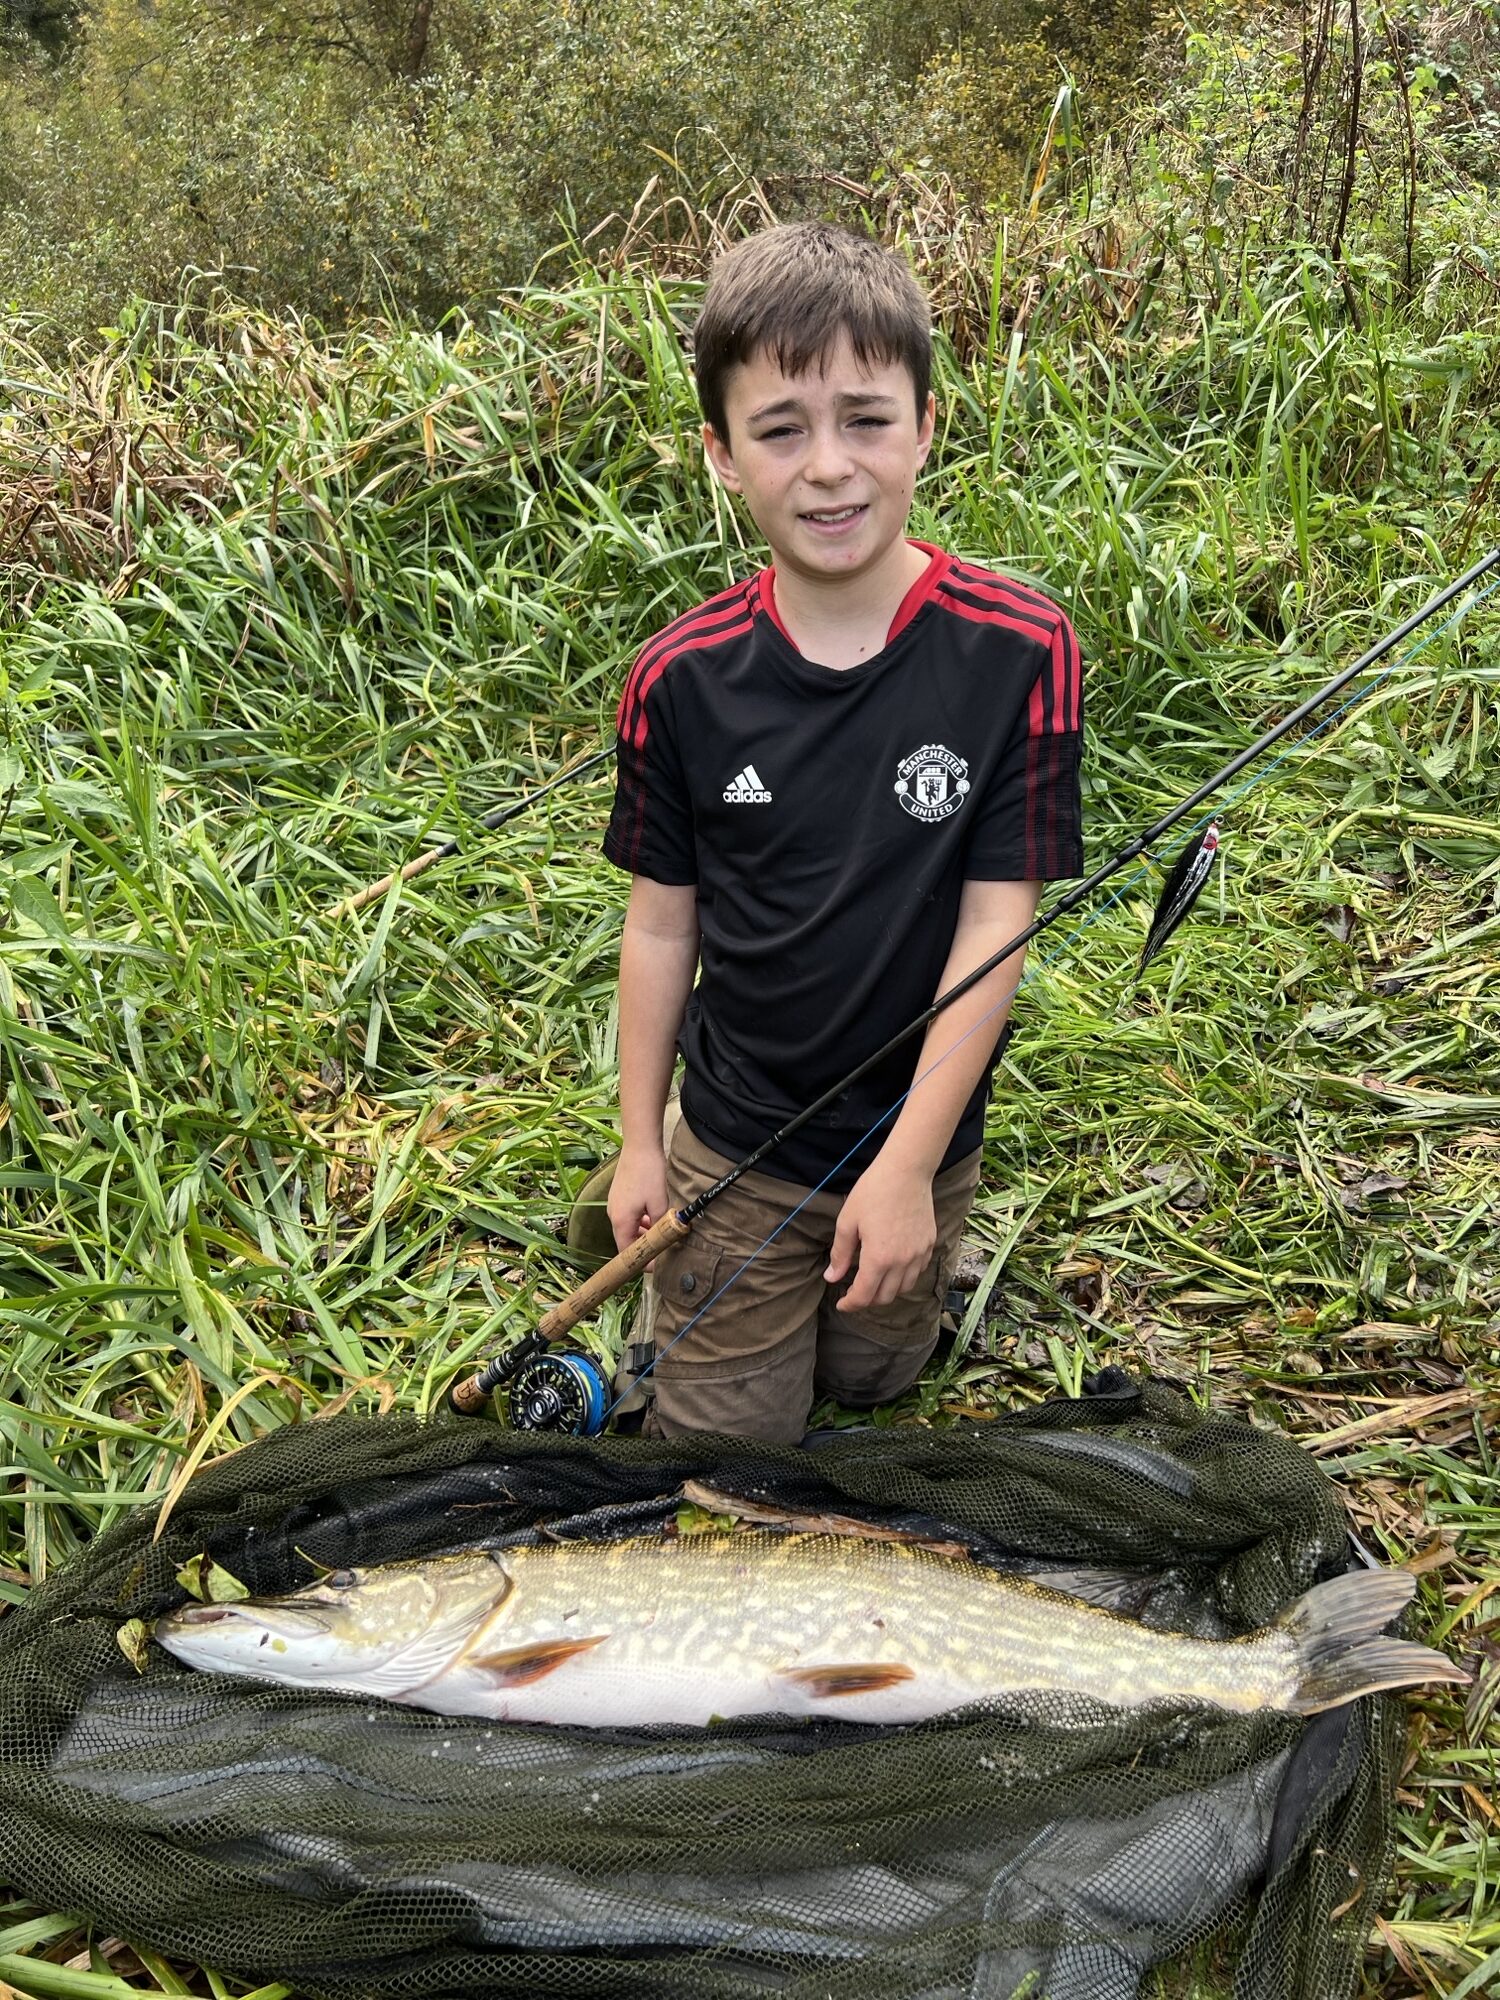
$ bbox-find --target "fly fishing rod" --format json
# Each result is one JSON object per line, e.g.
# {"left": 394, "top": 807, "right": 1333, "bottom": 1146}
{"left": 450, "top": 547, "right": 1500, "bottom": 1420}
{"left": 326, "top": 743, "right": 615, "bottom": 921}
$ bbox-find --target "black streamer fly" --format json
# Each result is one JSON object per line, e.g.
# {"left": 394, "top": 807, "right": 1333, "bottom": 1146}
{"left": 1138, "top": 821, "right": 1221, "bottom": 978}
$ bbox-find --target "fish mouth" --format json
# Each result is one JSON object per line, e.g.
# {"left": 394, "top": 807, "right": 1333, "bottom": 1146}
{"left": 167, "top": 1602, "right": 334, "bottom": 1640}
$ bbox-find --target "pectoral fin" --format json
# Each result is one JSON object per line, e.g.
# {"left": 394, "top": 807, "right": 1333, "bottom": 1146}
{"left": 774, "top": 1661, "right": 915, "bottom": 1698}
{"left": 467, "top": 1634, "right": 609, "bottom": 1687}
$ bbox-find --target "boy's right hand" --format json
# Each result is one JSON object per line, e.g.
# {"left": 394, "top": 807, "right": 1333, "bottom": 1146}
{"left": 607, "top": 1145, "right": 671, "bottom": 1255}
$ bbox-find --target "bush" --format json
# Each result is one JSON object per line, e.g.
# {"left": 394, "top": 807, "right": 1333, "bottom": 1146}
{"left": 0, "top": 0, "right": 887, "bottom": 337}
{"left": 868, "top": 0, "right": 1156, "bottom": 202}
{"left": 2, "top": 0, "right": 1496, "bottom": 342}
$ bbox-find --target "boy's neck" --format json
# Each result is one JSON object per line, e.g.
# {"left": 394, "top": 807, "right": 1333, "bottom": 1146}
{"left": 769, "top": 538, "right": 933, "bottom": 671}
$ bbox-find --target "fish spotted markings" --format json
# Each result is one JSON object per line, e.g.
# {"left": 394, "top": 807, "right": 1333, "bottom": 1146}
{"left": 153, "top": 1530, "right": 1466, "bottom": 1730}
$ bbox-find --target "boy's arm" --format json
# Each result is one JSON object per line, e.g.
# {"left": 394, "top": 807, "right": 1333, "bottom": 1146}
{"left": 609, "top": 876, "right": 700, "bottom": 1252}
{"left": 826, "top": 876, "right": 1041, "bottom": 1313}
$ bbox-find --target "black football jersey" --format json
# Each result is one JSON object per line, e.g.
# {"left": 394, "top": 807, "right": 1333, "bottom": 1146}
{"left": 604, "top": 542, "right": 1084, "bottom": 1189}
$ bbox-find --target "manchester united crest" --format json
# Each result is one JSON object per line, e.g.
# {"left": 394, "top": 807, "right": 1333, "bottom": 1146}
{"left": 894, "top": 743, "right": 971, "bottom": 823}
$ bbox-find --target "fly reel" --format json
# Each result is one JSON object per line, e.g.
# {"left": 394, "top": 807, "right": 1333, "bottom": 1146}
{"left": 487, "top": 1335, "right": 611, "bottom": 1436}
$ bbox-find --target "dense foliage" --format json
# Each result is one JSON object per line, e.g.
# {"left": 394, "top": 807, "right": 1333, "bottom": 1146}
{"left": 1, "top": 0, "right": 1497, "bottom": 339}
{"left": 2, "top": 4, "right": 1499, "bottom": 1995}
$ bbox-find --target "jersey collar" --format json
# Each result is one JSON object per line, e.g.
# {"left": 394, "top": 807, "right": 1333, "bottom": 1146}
{"left": 756, "top": 541, "right": 952, "bottom": 655}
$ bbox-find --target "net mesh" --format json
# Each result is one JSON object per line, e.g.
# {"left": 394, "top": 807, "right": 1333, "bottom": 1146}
{"left": 0, "top": 1376, "right": 1403, "bottom": 1999}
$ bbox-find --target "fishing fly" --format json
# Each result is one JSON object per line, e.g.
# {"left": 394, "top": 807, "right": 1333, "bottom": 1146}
{"left": 1137, "top": 821, "right": 1220, "bottom": 980}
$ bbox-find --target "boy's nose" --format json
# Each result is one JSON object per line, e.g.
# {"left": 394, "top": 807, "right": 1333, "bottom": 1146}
{"left": 803, "top": 425, "right": 856, "bottom": 483}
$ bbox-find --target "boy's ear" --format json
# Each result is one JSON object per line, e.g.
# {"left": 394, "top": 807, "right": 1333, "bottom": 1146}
{"left": 702, "top": 422, "right": 743, "bottom": 493}
{"left": 916, "top": 391, "right": 936, "bottom": 467}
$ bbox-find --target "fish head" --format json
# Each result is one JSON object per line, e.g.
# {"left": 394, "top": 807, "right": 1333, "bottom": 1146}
{"left": 153, "top": 1551, "right": 514, "bottom": 1697}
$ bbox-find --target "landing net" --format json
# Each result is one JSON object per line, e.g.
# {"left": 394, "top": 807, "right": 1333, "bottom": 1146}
{"left": 0, "top": 1376, "right": 1401, "bottom": 1999}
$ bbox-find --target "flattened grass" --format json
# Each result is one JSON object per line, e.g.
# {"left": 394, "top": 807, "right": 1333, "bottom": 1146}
{"left": 1, "top": 236, "right": 1497, "bottom": 1995}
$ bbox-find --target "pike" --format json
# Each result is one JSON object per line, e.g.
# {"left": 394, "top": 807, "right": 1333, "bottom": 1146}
{"left": 154, "top": 1531, "right": 1467, "bottom": 1730}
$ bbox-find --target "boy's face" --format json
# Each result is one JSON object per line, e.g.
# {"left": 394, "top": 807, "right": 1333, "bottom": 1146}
{"left": 703, "top": 332, "right": 935, "bottom": 588}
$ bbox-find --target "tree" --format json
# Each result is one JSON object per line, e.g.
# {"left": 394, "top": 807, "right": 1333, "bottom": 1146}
{"left": 189, "top": 1, "right": 455, "bottom": 78}
{"left": 1, "top": 0, "right": 87, "bottom": 58}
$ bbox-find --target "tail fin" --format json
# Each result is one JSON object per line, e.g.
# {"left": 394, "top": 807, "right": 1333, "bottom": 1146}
{"left": 1280, "top": 1570, "right": 1470, "bottom": 1715}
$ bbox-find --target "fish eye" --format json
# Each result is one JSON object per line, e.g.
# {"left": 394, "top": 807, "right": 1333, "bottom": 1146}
{"left": 302, "top": 1567, "right": 358, "bottom": 1597}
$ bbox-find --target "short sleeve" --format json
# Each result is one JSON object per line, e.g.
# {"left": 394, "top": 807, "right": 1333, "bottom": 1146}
{"left": 602, "top": 648, "right": 698, "bottom": 884}
{"left": 962, "top": 614, "right": 1085, "bottom": 880}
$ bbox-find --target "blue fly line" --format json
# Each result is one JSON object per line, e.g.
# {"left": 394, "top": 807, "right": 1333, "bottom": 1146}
{"left": 600, "top": 567, "right": 1500, "bottom": 1419}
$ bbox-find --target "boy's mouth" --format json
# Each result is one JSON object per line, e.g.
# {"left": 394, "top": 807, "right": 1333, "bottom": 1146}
{"left": 800, "top": 504, "right": 867, "bottom": 530}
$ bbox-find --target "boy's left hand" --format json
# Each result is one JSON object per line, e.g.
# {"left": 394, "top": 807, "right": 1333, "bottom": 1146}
{"left": 825, "top": 1160, "right": 937, "bottom": 1313}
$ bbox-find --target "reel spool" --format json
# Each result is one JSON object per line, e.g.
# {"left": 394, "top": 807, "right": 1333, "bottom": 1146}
{"left": 503, "top": 1348, "right": 610, "bottom": 1437}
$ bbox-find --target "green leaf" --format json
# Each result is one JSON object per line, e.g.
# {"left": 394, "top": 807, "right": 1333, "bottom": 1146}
{"left": 175, "top": 1554, "right": 251, "bottom": 1603}
{"left": 1, "top": 843, "right": 72, "bottom": 875}
{"left": 42, "top": 781, "right": 131, "bottom": 821}
{"left": 674, "top": 1504, "right": 736, "bottom": 1536}
{"left": 116, "top": 1618, "right": 150, "bottom": 1671}
{"left": 7, "top": 874, "right": 74, "bottom": 944}
{"left": 1449, "top": 1945, "right": 1500, "bottom": 2000}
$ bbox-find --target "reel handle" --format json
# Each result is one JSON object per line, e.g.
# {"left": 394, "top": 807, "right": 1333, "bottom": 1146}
{"left": 448, "top": 1208, "right": 692, "bottom": 1415}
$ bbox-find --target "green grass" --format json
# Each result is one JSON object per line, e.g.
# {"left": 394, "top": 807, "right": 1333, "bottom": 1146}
{"left": 1, "top": 219, "right": 1498, "bottom": 1998}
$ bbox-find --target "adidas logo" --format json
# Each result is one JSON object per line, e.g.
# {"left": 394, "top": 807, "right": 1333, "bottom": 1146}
{"left": 723, "top": 763, "right": 772, "bottom": 803}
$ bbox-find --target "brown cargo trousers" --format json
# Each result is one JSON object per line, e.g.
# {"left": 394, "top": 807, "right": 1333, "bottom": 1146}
{"left": 642, "top": 1116, "right": 982, "bottom": 1444}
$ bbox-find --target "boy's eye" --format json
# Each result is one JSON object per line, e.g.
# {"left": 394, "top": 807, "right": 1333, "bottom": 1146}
{"left": 755, "top": 417, "right": 889, "bottom": 440}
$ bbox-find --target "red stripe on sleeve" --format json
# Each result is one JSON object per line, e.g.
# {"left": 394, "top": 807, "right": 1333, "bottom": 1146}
{"left": 1053, "top": 617, "right": 1083, "bottom": 734}
{"left": 1014, "top": 613, "right": 1081, "bottom": 740}
{"left": 935, "top": 572, "right": 1082, "bottom": 739}
{"left": 936, "top": 584, "right": 1048, "bottom": 644}
{"left": 633, "top": 581, "right": 756, "bottom": 677}
{"left": 934, "top": 586, "right": 1050, "bottom": 641}
{"left": 616, "top": 583, "right": 757, "bottom": 749}
{"left": 621, "top": 611, "right": 755, "bottom": 750}
{"left": 944, "top": 564, "right": 1059, "bottom": 631}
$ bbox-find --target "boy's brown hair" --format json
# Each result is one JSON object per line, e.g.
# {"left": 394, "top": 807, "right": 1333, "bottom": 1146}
{"left": 693, "top": 222, "right": 932, "bottom": 443}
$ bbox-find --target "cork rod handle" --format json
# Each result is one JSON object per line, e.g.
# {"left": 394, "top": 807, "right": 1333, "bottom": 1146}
{"left": 448, "top": 1208, "right": 693, "bottom": 1414}
{"left": 536, "top": 1208, "right": 692, "bottom": 1341}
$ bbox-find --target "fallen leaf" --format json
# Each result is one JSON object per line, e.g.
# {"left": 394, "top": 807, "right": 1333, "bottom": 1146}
{"left": 1461, "top": 1783, "right": 1500, "bottom": 1828}
{"left": 116, "top": 1619, "right": 150, "bottom": 1671}
{"left": 1338, "top": 1171, "right": 1411, "bottom": 1209}
{"left": 1402, "top": 1532, "right": 1461, "bottom": 1576}
{"left": 175, "top": 1553, "right": 251, "bottom": 1603}
{"left": 1373, "top": 1913, "right": 1423, "bottom": 1983}
{"left": 1305, "top": 1388, "right": 1480, "bottom": 1456}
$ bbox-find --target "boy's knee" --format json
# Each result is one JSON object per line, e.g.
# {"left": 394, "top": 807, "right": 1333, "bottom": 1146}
{"left": 647, "top": 1325, "right": 816, "bottom": 1445}
{"left": 815, "top": 1319, "right": 939, "bottom": 1411}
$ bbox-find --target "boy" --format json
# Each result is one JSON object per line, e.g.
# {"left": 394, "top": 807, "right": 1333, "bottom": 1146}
{"left": 602, "top": 221, "right": 1083, "bottom": 1442}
